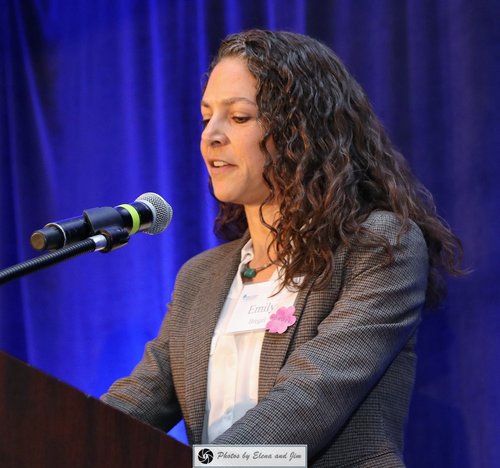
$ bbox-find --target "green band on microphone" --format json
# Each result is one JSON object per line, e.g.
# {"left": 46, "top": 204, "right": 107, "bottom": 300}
{"left": 118, "top": 204, "right": 140, "bottom": 235}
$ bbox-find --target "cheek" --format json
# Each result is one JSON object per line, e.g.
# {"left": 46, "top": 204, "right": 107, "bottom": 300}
{"left": 244, "top": 129, "right": 267, "bottom": 164}
{"left": 248, "top": 155, "right": 268, "bottom": 187}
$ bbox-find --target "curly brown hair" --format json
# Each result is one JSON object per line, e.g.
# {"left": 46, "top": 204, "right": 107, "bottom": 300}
{"left": 207, "top": 29, "right": 463, "bottom": 308}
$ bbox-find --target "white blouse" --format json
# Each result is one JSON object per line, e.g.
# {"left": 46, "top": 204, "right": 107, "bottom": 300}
{"left": 201, "top": 240, "right": 299, "bottom": 443}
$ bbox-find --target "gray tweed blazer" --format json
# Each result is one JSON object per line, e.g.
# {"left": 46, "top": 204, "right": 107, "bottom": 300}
{"left": 102, "top": 211, "right": 428, "bottom": 467}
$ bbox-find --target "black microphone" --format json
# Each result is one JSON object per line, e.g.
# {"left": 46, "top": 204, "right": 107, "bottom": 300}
{"left": 30, "top": 192, "right": 173, "bottom": 251}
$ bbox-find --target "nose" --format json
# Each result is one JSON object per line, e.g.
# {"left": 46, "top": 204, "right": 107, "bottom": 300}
{"left": 201, "top": 118, "right": 228, "bottom": 147}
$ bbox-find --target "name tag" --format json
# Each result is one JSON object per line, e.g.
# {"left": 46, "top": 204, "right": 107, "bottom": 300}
{"left": 226, "top": 282, "right": 294, "bottom": 334}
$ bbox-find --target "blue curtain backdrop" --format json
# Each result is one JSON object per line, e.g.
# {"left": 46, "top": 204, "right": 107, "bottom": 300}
{"left": 1, "top": 1, "right": 498, "bottom": 466}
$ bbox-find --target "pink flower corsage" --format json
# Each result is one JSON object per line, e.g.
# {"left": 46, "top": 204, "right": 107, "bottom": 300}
{"left": 265, "top": 306, "right": 297, "bottom": 334}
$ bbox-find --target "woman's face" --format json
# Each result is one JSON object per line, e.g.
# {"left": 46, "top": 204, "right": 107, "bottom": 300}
{"left": 200, "top": 57, "right": 270, "bottom": 207}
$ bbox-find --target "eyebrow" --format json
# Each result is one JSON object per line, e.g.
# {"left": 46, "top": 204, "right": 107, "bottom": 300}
{"left": 200, "top": 97, "right": 257, "bottom": 108}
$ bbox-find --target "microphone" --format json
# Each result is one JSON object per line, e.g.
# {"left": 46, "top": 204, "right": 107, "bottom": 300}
{"left": 30, "top": 192, "right": 173, "bottom": 251}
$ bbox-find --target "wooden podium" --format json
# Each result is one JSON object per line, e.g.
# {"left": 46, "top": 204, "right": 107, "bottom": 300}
{"left": 0, "top": 352, "right": 191, "bottom": 467}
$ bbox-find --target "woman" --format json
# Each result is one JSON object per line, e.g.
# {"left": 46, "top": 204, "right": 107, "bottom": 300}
{"left": 102, "top": 30, "right": 462, "bottom": 466}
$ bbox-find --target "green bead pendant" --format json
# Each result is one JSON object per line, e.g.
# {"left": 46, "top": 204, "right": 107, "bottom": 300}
{"left": 242, "top": 267, "right": 257, "bottom": 279}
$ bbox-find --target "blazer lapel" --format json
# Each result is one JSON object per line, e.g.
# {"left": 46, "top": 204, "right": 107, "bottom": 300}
{"left": 184, "top": 237, "right": 248, "bottom": 443}
{"left": 258, "top": 277, "right": 316, "bottom": 400}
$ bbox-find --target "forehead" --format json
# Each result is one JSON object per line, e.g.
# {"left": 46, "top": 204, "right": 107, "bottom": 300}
{"left": 202, "top": 57, "right": 257, "bottom": 103}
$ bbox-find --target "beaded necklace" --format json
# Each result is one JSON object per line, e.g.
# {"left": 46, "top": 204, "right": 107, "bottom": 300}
{"left": 241, "top": 261, "right": 274, "bottom": 279}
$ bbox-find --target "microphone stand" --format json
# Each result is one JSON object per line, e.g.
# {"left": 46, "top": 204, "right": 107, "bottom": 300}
{"left": 0, "top": 227, "right": 129, "bottom": 286}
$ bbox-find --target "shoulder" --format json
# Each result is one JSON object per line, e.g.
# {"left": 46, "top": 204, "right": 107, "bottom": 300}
{"left": 362, "top": 210, "right": 425, "bottom": 246}
{"left": 358, "top": 211, "right": 428, "bottom": 261}
{"left": 177, "top": 235, "right": 247, "bottom": 279}
{"left": 338, "top": 211, "right": 428, "bottom": 282}
{"left": 167, "top": 236, "right": 246, "bottom": 309}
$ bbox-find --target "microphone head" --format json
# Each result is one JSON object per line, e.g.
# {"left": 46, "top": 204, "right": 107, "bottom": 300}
{"left": 135, "top": 192, "right": 173, "bottom": 234}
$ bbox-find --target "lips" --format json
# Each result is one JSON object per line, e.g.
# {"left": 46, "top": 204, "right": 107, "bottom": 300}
{"left": 207, "top": 158, "right": 236, "bottom": 175}
{"left": 212, "top": 160, "right": 229, "bottom": 167}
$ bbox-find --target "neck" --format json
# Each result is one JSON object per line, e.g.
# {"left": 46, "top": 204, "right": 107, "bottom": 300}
{"left": 244, "top": 203, "right": 280, "bottom": 263}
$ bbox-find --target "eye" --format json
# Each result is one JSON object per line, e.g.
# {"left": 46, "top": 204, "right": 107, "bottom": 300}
{"left": 233, "top": 115, "right": 250, "bottom": 124}
{"left": 201, "top": 118, "right": 210, "bottom": 128}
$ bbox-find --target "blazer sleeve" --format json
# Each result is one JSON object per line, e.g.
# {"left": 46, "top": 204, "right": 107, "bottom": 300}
{"left": 213, "top": 213, "right": 428, "bottom": 456}
{"left": 100, "top": 304, "right": 182, "bottom": 432}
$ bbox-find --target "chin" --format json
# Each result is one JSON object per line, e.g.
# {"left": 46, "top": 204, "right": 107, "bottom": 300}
{"left": 213, "top": 190, "right": 240, "bottom": 204}
{"left": 212, "top": 187, "right": 268, "bottom": 207}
